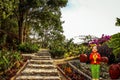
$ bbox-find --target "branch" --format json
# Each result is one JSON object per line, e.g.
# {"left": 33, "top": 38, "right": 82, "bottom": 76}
{"left": 0, "top": 29, "right": 19, "bottom": 39}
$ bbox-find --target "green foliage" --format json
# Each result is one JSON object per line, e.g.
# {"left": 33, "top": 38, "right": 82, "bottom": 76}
{"left": 0, "top": 0, "right": 17, "bottom": 19}
{"left": 18, "top": 43, "right": 39, "bottom": 53}
{"left": 0, "top": 50, "right": 21, "bottom": 71}
{"left": 63, "top": 39, "right": 79, "bottom": 57}
{"left": 50, "top": 46, "right": 65, "bottom": 58}
{"left": 0, "top": 0, "right": 68, "bottom": 48}
{"left": 79, "top": 45, "right": 91, "bottom": 54}
{"left": 107, "top": 33, "right": 120, "bottom": 57}
{"left": 47, "top": 0, "right": 68, "bottom": 7}
{"left": 49, "top": 40, "right": 65, "bottom": 58}
{"left": 49, "top": 38, "right": 92, "bottom": 58}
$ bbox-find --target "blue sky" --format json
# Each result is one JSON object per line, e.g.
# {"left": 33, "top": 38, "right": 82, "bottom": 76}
{"left": 61, "top": 0, "right": 120, "bottom": 43}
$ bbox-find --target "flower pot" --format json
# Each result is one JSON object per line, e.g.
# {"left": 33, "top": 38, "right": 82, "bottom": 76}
{"left": 109, "top": 64, "right": 120, "bottom": 79}
{"left": 101, "top": 57, "right": 108, "bottom": 63}
{"left": 79, "top": 54, "right": 88, "bottom": 63}
{"left": 118, "top": 63, "right": 120, "bottom": 68}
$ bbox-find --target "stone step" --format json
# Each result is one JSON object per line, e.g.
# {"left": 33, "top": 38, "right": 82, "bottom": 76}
{"left": 32, "top": 56, "right": 51, "bottom": 60}
{"left": 15, "top": 50, "right": 61, "bottom": 80}
{"left": 35, "top": 53, "right": 51, "bottom": 56}
{"left": 30, "top": 59, "right": 53, "bottom": 62}
{"left": 27, "top": 64, "right": 55, "bottom": 69}
{"left": 32, "top": 55, "right": 51, "bottom": 58}
{"left": 29, "top": 60, "right": 53, "bottom": 64}
{"left": 20, "top": 71, "right": 59, "bottom": 76}
{"left": 22, "top": 68, "right": 58, "bottom": 73}
{"left": 16, "top": 75, "right": 60, "bottom": 80}
{"left": 27, "top": 63, "right": 55, "bottom": 67}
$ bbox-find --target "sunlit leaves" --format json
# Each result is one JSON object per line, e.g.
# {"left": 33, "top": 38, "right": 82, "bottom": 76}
{"left": 0, "top": 0, "right": 18, "bottom": 19}
{"left": 47, "top": 0, "right": 68, "bottom": 8}
{"left": 107, "top": 33, "right": 120, "bottom": 57}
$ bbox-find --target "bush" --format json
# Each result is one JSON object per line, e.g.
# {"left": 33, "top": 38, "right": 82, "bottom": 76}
{"left": 97, "top": 43, "right": 114, "bottom": 64}
{"left": 49, "top": 46, "right": 65, "bottom": 58}
{"left": 98, "top": 43, "right": 112, "bottom": 57}
{"left": 18, "top": 43, "right": 39, "bottom": 53}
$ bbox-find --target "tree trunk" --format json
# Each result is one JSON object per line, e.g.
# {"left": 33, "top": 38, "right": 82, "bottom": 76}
{"left": 18, "top": 0, "right": 24, "bottom": 44}
{"left": 18, "top": 20, "right": 23, "bottom": 44}
{"left": 23, "top": 26, "right": 27, "bottom": 42}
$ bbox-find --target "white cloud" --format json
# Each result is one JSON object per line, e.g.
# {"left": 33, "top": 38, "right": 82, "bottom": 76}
{"left": 61, "top": 0, "right": 120, "bottom": 42}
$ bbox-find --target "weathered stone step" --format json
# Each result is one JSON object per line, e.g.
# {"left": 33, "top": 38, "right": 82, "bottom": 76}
{"left": 15, "top": 50, "right": 61, "bottom": 80}
{"left": 35, "top": 53, "right": 50, "bottom": 56}
{"left": 20, "top": 71, "right": 59, "bottom": 76}
{"left": 32, "top": 55, "right": 51, "bottom": 58}
{"left": 22, "top": 68, "right": 58, "bottom": 73}
{"left": 16, "top": 75, "right": 60, "bottom": 80}
{"left": 27, "top": 63, "right": 55, "bottom": 68}
{"left": 32, "top": 56, "right": 51, "bottom": 60}
{"left": 29, "top": 60, "right": 53, "bottom": 64}
{"left": 27, "top": 65, "right": 55, "bottom": 69}
{"left": 30, "top": 59, "right": 53, "bottom": 62}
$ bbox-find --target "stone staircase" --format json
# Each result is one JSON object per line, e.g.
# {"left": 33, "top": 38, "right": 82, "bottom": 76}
{"left": 15, "top": 50, "right": 61, "bottom": 80}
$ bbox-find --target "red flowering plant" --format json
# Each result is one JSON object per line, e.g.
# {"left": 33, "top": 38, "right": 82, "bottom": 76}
{"left": 89, "top": 34, "right": 111, "bottom": 46}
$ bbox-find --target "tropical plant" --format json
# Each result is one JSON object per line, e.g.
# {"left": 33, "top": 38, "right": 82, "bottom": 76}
{"left": 107, "top": 33, "right": 120, "bottom": 59}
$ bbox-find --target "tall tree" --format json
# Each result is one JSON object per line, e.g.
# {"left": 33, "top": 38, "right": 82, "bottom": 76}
{"left": 14, "top": 0, "right": 47, "bottom": 44}
{"left": 115, "top": 17, "right": 120, "bottom": 26}
{"left": 28, "top": 0, "right": 68, "bottom": 47}
{"left": 17, "top": 0, "right": 68, "bottom": 44}
{"left": 0, "top": 0, "right": 68, "bottom": 49}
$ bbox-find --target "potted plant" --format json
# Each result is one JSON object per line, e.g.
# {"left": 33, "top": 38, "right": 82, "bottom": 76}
{"left": 101, "top": 57, "right": 109, "bottom": 63}
{"left": 79, "top": 45, "right": 90, "bottom": 63}
{"left": 109, "top": 63, "right": 120, "bottom": 79}
{"left": 79, "top": 53, "right": 88, "bottom": 63}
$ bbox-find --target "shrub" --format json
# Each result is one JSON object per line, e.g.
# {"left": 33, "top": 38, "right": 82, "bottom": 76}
{"left": 97, "top": 43, "right": 114, "bottom": 64}
{"left": 49, "top": 47, "right": 65, "bottom": 58}
{"left": 98, "top": 43, "right": 112, "bottom": 57}
{"left": 18, "top": 43, "right": 39, "bottom": 53}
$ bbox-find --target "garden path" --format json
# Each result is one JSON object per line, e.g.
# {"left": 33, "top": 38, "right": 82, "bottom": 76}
{"left": 14, "top": 49, "right": 61, "bottom": 80}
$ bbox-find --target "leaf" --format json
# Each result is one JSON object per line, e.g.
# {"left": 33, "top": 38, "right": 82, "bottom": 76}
{"left": 3, "top": 56, "right": 9, "bottom": 64}
{"left": 113, "top": 47, "right": 120, "bottom": 57}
